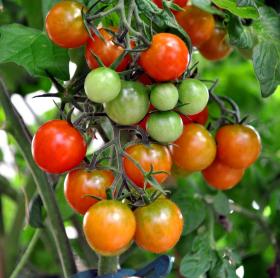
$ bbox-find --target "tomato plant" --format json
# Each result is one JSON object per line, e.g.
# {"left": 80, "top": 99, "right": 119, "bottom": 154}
{"left": 153, "top": 0, "right": 188, "bottom": 9}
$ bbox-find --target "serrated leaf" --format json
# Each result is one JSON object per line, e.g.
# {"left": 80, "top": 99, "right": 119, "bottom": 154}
{"left": 213, "top": 192, "right": 230, "bottom": 215}
{"left": 0, "top": 24, "right": 70, "bottom": 80}
{"left": 192, "top": 0, "right": 225, "bottom": 16}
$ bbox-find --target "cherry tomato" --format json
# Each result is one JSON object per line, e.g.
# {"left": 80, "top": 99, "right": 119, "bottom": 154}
{"left": 176, "top": 6, "right": 215, "bottom": 47}
{"left": 123, "top": 143, "right": 172, "bottom": 188}
{"left": 85, "top": 28, "right": 132, "bottom": 71}
{"left": 180, "top": 107, "right": 209, "bottom": 125}
{"left": 84, "top": 67, "right": 121, "bottom": 103}
{"left": 138, "top": 114, "right": 150, "bottom": 130}
{"left": 202, "top": 159, "right": 245, "bottom": 190}
{"left": 147, "top": 111, "right": 183, "bottom": 143}
{"left": 134, "top": 198, "right": 183, "bottom": 253}
{"left": 46, "top": 1, "right": 88, "bottom": 48}
{"left": 137, "top": 73, "right": 153, "bottom": 85}
{"left": 32, "top": 120, "right": 86, "bottom": 174}
{"left": 199, "top": 27, "right": 232, "bottom": 61}
{"left": 139, "top": 33, "right": 189, "bottom": 81}
{"left": 64, "top": 169, "right": 114, "bottom": 215}
{"left": 171, "top": 123, "right": 216, "bottom": 171}
{"left": 216, "top": 124, "right": 261, "bottom": 169}
{"left": 83, "top": 200, "right": 136, "bottom": 256}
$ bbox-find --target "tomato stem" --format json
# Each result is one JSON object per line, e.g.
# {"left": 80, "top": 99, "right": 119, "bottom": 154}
{"left": 98, "top": 255, "right": 119, "bottom": 275}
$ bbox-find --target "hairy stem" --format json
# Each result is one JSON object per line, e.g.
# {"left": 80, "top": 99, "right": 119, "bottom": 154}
{"left": 98, "top": 255, "right": 119, "bottom": 275}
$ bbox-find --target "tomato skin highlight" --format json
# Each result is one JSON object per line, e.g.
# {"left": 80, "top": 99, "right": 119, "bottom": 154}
{"left": 46, "top": 1, "right": 88, "bottom": 48}
{"left": 216, "top": 125, "right": 261, "bottom": 169}
{"left": 64, "top": 169, "right": 114, "bottom": 214}
{"left": 32, "top": 120, "right": 86, "bottom": 174}
{"left": 123, "top": 143, "right": 172, "bottom": 188}
{"left": 176, "top": 5, "right": 215, "bottom": 47}
{"left": 171, "top": 123, "right": 216, "bottom": 171}
{"left": 83, "top": 200, "right": 136, "bottom": 256}
{"left": 202, "top": 159, "right": 244, "bottom": 190}
{"left": 139, "top": 33, "right": 189, "bottom": 81}
{"left": 134, "top": 198, "right": 183, "bottom": 253}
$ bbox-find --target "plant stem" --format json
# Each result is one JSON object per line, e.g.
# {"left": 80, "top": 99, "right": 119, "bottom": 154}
{"left": 98, "top": 255, "right": 119, "bottom": 275}
{"left": 9, "top": 229, "right": 41, "bottom": 278}
{"left": 0, "top": 79, "right": 76, "bottom": 277}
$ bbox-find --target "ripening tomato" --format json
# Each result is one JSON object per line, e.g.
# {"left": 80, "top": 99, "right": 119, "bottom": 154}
{"left": 180, "top": 107, "right": 209, "bottom": 125}
{"left": 85, "top": 28, "right": 132, "bottom": 71}
{"left": 171, "top": 124, "right": 216, "bottom": 171}
{"left": 216, "top": 124, "right": 261, "bottom": 169}
{"left": 83, "top": 200, "right": 136, "bottom": 256}
{"left": 134, "top": 198, "right": 183, "bottom": 253}
{"left": 202, "top": 159, "right": 245, "bottom": 190}
{"left": 199, "top": 27, "right": 232, "bottom": 61}
{"left": 64, "top": 169, "right": 114, "bottom": 214}
{"left": 139, "top": 33, "right": 189, "bottom": 81}
{"left": 32, "top": 120, "right": 86, "bottom": 174}
{"left": 176, "top": 6, "right": 215, "bottom": 47}
{"left": 46, "top": 1, "right": 88, "bottom": 48}
{"left": 123, "top": 143, "right": 172, "bottom": 188}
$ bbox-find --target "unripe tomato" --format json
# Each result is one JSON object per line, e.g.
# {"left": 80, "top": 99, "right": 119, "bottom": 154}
{"left": 64, "top": 169, "right": 114, "bottom": 214}
{"left": 46, "top": 1, "right": 88, "bottom": 48}
{"left": 139, "top": 33, "right": 189, "bottom": 81}
{"left": 147, "top": 111, "right": 183, "bottom": 143}
{"left": 178, "top": 79, "right": 209, "bottom": 115}
{"left": 84, "top": 67, "right": 121, "bottom": 103}
{"left": 123, "top": 143, "right": 172, "bottom": 188}
{"left": 32, "top": 120, "right": 86, "bottom": 174}
{"left": 180, "top": 107, "right": 209, "bottom": 125}
{"left": 199, "top": 27, "right": 232, "bottom": 61}
{"left": 202, "top": 159, "right": 245, "bottom": 190}
{"left": 150, "top": 83, "right": 179, "bottom": 111}
{"left": 171, "top": 124, "right": 216, "bottom": 171}
{"left": 85, "top": 28, "right": 132, "bottom": 71}
{"left": 216, "top": 124, "right": 261, "bottom": 169}
{"left": 104, "top": 81, "right": 149, "bottom": 125}
{"left": 134, "top": 198, "right": 183, "bottom": 253}
{"left": 83, "top": 200, "right": 136, "bottom": 256}
{"left": 176, "top": 6, "right": 215, "bottom": 47}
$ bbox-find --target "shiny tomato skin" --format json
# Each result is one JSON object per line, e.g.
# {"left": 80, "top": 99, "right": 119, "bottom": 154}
{"left": 171, "top": 123, "right": 216, "bottom": 171}
{"left": 202, "top": 159, "right": 245, "bottom": 190}
{"left": 180, "top": 107, "right": 209, "bottom": 125}
{"left": 123, "top": 144, "right": 172, "bottom": 188}
{"left": 134, "top": 198, "right": 183, "bottom": 253}
{"left": 216, "top": 125, "right": 261, "bottom": 169}
{"left": 199, "top": 28, "right": 232, "bottom": 61}
{"left": 32, "top": 120, "right": 86, "bottom": 174}
{"left": 176, "top": 6, "right": 215, "bottom": 47}
{"left": 64, "top": 169, "right": 114, "bottom": 215}
{"left": 83, "top": 200, "right": 136, "bottom": 256}
{"left": 139, "top": 33, "right": 189, "bottom": 81}
{"left": 85, "top": 28, "right": 132, "bottom": 71}
{"left": 46, "top": 1, "right": 88, "bottom": 48}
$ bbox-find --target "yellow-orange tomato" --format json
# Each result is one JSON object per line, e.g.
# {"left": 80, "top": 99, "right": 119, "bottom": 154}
{"left": 171, "top": 124, "right": 216, "bottom": 171}
{"left": 64, "top": 169, "right": 114, "bottom": 215}
{"left": 202, "top": 159, "right": 245, "bottom": 190}
{"left": 134, "top": 199, "right": 183, "bottom": 253}
{"left": 83, "top": 200, "right": 136, "bottom": 256}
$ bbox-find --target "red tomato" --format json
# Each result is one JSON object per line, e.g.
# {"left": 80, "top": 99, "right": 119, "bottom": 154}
{"left": 139, "top": 33, "right": 189, "bottom": 81}
{"left": 64, "top": 169, "right": 114, "bottom": 214}
{"left": 199, "top": 27, "right": 232, "bottom": 61}
{"left": 216, "top": 124, "right": 261, "bottom": 169}
{"left": 153, "top": 0, "right": 188, "bottom": 9}
{"left": 137, "top": 73, "right": 154, "bottom": 85}
{"left": 134, "top": 198, "right": 183, "bottom": 253}
{"left": 85, "top": 28, "right": 132, "bottom": 71}
{"left": 83, "top": 200, "right": 136, "bottom": 256}
{"left": 32, "top": 120, "right": 86, "bottom": 174}
{"left": 171, "top": 123, "right": 216, "bottom": 171}
{"left": 46, "top": 1, "right": 88, "bottom": 48}
{"left": 180, "top": 107, "right": 209, "bottom": 125}
{"left": 123, "top": 143, "right": 172, "bottom": 188}
{"left": 202, "top": 159, "right": 245, "bottom": 190}
{"left": 176, "top": 5, "right": 215, "bottom": 47}
{"left": 138, "top": 114, "right": 150, "bottom": 130}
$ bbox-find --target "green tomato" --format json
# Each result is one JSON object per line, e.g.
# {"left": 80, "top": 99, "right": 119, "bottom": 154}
{"left": 178, "top": 79, "right": 209, "bottom": 115}
{"left": 104, "top": 81, "right": 150, "bottom": 125}
{"left": 147, "top": 111, "right": 183, "bottom": 143}
{"left": 84, "top": 67, "right": 121, "bottom": 103}
{"left": 150, "top": 83, "right": 179, "bottom": 111}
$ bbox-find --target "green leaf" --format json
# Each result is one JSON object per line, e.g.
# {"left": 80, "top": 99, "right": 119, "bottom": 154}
{"left": 213, "top": 192, "right": 230, "bottom": 215}
{"left": 192, "top": 0, "right": 225, "bottom": 16}
{"left": 236, "top": 0, "right": 256, "bottom": 7}
{"left": 212, "top": 0, "right": 259, "bottom": 19}
{"left": 209, "top": 255, "right": 238, "bottom": 278}
{"left": 21, "top": 0, "right": 43, "bottom": 29}
{"left": 0, "top": 24, "right": 70, "bottom": 80}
